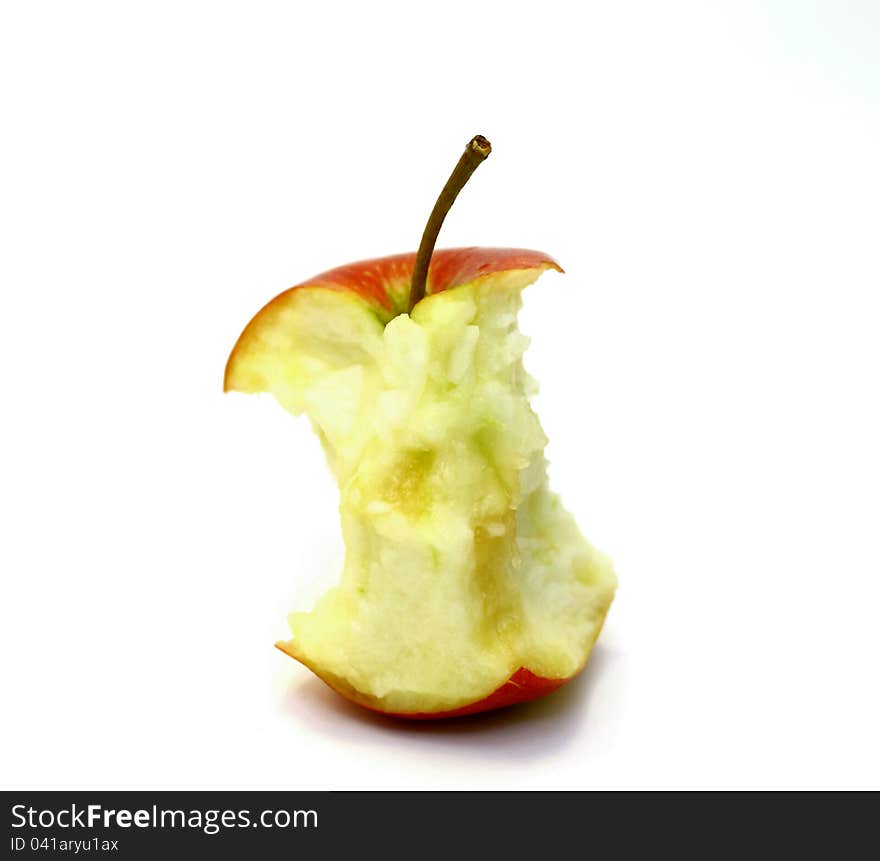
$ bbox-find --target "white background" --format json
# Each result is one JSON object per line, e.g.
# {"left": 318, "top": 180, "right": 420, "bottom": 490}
{"left": 2, "top": 1, "right": 878, "bottom": 790}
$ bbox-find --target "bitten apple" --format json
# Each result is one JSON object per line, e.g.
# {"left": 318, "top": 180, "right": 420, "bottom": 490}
{"left": 225, "top": 137, "right": 616, "bottom": 718}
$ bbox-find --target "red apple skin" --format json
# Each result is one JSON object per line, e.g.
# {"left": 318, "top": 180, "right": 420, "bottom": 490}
{"left": 224, "top": 247, "right": 561, "bottom": 392}
{"left": 284, "top": 246, "right": 562, "bottom": 312}
{"left": 276, "top": 608, "right": 609, "bottom": 720}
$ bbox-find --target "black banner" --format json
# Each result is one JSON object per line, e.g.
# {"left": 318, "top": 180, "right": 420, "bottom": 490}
{"left": 2, "top": 791, "right": 870, "bottom": 857}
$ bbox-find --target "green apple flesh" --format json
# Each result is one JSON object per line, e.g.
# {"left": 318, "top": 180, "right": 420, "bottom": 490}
{"left": 227, "top": 256, "right": 616, "bottom": 715}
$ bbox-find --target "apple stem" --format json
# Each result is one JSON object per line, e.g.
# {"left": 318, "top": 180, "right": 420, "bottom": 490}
{"left": 407, "top": 134, "right": 492, "bottom": 313}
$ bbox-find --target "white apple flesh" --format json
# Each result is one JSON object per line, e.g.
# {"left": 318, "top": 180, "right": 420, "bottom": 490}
{"left": 225, "top": 248, "right": 616, "bottom": 717}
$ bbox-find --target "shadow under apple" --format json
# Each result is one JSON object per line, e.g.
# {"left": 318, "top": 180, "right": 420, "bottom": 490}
{"left": 278, "top": 644, "right": 622, "bottom": 764}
